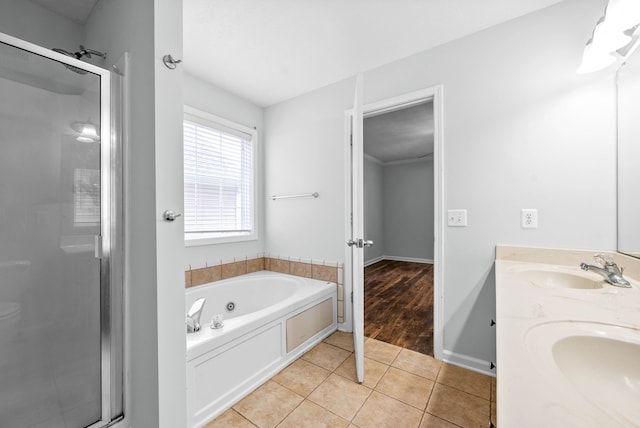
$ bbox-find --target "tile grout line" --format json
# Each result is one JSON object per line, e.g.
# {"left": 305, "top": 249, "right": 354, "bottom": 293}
{"left": 272, "top": 357, "right": 339, "bottom": 419}
{"left": 301, "top": 346, "right": 373, "bottom": 425}
{"left": 272, "top": 389, "right": 305, "bottom": 428}
{"left": 432, "top": 379, "right": 493, "bottom": 402}
{"left": 287, "top": 340, "right": 364, "bottom": 423}
{"left": 229, "top": 406, "right": 259, "bottom": 427}
{"left": 324, "top": 346, "right": 372, "bottom": 425}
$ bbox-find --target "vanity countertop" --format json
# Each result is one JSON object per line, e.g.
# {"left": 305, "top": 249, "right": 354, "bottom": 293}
{"left": 495, "top": 245, "right": 640, "bottom": 428}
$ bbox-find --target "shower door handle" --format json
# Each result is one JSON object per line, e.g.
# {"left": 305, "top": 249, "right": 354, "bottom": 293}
{"left": 94, "top": 235, "right": 103, "bottom": 259}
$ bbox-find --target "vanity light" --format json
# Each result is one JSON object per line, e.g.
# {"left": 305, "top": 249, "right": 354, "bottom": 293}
{"left": 577, "top": 0, "right": 640, "bottom": 74}
{"left": 603, "top": 0, "right": 640, "bottom": 34}
{"left": 71, "top": 120, "right": 100, "bottom": 143}
{"left": 577, "top": 39, "right": 617, "bottom": 74}
{"left": 592, "top": 17, "right": 632, "bottom": 52}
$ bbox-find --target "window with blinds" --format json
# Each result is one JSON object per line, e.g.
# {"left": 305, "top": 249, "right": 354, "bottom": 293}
{"left": 183, "top": 109, "right": 256, "bottom": 243}
{"left": 73, "top": 168, "right": 100, "bottom": 227}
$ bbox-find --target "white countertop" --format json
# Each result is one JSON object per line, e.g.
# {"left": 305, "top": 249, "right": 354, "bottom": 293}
{"left": 495, "top": 246, "right": 640, "bottom": 428}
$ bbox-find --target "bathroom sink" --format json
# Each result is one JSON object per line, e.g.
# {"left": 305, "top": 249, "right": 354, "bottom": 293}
{"left": 526, "top": 321, "right": 640, "bottom": 425}
{"left": 511, "top": 267, "right": 604, "bottom": 289}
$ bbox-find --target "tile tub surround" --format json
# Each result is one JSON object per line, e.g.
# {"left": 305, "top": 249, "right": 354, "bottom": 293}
{"left": 185, "top": 255, "right": 345, "bottom": 322}
{"left": 204, "top": 332, "right": 495, "bottom": 428}
{"left": 495, "top": 245, "right": 640, "bottom": 428}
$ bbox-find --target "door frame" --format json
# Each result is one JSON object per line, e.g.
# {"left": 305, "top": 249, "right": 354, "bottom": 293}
{"left": 343, "top": 85, "right": 444, "bottom": 360}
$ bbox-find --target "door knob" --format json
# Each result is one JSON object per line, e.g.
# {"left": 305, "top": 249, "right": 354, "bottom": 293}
{"left": 163, "top": 209, "right": 182, "bottom": 222}
{"left": 346, "top": 238, "right": 374, "bottom": 248}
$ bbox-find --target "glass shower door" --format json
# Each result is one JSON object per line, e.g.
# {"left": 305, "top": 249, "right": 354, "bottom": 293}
{"left": 0, "top": 35, "right": 119, "bottom": 428}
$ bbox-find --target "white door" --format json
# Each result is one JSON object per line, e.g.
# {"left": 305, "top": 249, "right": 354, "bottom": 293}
{"left": 348, "top": 73, "right": 371, "bottom": 383}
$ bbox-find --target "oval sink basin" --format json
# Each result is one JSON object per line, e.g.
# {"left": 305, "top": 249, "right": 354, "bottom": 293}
{"left": 526, "top": 321, "right": 640, "bottom": 426}
{"left": 510, "top": 267, "right": 604, "bottom": 289}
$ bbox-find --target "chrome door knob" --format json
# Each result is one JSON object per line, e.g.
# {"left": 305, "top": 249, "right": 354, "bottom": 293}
{"left": 347, "top": 238, "right": 374, "bottom": 248}
{"left": 163, "top": 209, "right": 182, "bottom": 222}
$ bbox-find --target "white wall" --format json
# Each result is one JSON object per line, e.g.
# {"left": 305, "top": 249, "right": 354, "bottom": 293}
{"left": 183, "top": 73, "right": 266, "bottom": 266}
{"left": 265, "top": 0, "right": 616, "bottom": 366}
{"left": 85, "top": 0, "right": 169, "bottom": 426}
{"left": 87, "top": 1, "right": 188, "bottom": 426}
{"left": 153, "top": 1, "right": 186, "bottom": 427}
{"left": 265, "top": 78, "right": 354, "bottom": 261}
{"left": 0, "top": 0, "right": 83, "bottom": 50}
{"left": 363, "top": 156, "right": 384, "bottom": 263}
{"left": 364, "top": 157, "right": 434, "bottom": 264}
{"left": 382, "top": 158, "right": 434, "bottom": 261}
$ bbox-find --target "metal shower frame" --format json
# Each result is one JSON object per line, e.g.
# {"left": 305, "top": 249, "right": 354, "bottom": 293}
{"left": 0, "top": 32, "right": 125, "bottom": 428}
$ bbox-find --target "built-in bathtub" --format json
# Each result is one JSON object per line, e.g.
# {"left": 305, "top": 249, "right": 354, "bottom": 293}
{"left": 185, "top": 270, "right": 337, "bottom": 428}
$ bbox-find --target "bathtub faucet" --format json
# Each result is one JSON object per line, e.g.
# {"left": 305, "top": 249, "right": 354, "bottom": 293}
{"left": 580, "top": 253, "right": 631, "bottom": 288}
{"left": 186, "top": 298, "right": 206, "bottom": 333}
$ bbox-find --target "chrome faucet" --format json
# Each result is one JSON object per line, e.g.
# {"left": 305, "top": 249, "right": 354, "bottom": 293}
{"left": 186, "top": 297, "right": 206, "bottom": 333}
{"left": 580, "top": 254, "right": 631, "bottom": 288}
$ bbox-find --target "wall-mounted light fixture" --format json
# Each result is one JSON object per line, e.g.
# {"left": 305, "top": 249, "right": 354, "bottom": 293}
{"left": 71, "top": 120, "right": 100, "bottom": 143}
{"left": 577, "top": 0, "right": 640, "bottom": 74}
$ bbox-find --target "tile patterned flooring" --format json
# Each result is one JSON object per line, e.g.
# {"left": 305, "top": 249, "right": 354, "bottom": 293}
{"left": 204, "top": 331, "right": 497, "bottom": 428}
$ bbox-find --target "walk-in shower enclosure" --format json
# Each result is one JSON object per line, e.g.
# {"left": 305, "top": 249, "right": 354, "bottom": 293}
{"left": 0, "top": 33, "right": 123, "bottom": 427}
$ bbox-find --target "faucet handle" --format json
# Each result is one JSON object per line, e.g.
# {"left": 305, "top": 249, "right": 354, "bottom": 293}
{"left": 594, "top": 253, "right": 615, "bottom": 267}
{"left": 187, "top": 297, "right": 206, "bottom": 318}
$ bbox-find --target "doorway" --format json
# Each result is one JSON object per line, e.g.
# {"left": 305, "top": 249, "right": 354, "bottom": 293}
{"left": 345, "top": 86, "right": 444, "bottom": 365}
{"left": 362, "top": 100, "right": 435, "bottom": 355}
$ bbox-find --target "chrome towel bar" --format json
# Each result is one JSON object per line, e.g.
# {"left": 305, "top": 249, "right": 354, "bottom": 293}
{"left": 270, "top": 192, "right": 319, "bottom": 201}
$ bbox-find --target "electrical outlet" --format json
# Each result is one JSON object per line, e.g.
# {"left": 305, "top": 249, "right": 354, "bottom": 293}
{"left": 521, "top": 209, "right": 538, "bottom": 228}
{"left": 448, "top": 209, "right": 467, "bottom": 227}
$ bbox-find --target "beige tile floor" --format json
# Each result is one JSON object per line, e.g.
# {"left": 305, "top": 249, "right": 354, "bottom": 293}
{"left": 204, "top": 331, "right": 497, "bottom": 428}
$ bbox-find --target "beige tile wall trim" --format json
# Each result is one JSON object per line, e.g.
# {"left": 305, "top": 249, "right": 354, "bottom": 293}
{"left": 185, "top": 255, "right": 345, "bottom": 320}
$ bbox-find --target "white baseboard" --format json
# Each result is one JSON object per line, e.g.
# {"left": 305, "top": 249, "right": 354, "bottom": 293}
{"left": 442, "top": 349, "right": 496, "bottom": 377}
{"left": 384, "top": 255, "right": 433, "bottom": 264}
{"left": 364, "top": 255, "right": 433, "bottom": 266}
{"left": 364, "top": 256, "right": 385, "bottom": 267}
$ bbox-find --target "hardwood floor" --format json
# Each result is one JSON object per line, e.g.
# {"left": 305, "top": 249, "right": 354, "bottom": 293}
{"left": 364, "top": 260, "right": 434, "bottom": 356}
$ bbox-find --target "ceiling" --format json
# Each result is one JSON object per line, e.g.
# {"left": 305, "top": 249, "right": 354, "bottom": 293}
{"left": 364, "top": 102, "right": 434, "bottom": 164}
{"left": 184, "top": 0, "right": 564, "bottom": 107}
{"left": 31, "top": 0, "right": 98, "bottom": 24}
{"left": 34, "top": 0, "right": 564, "bottom": 106}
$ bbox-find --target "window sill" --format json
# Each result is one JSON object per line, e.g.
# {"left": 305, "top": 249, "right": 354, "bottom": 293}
{"left": 185, "top": 233, "right": 258, "bottom": 247}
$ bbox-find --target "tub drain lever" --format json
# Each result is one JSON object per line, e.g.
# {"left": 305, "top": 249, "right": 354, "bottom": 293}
{"left": 210, "top": 314, "right": 224, "bottom": 329}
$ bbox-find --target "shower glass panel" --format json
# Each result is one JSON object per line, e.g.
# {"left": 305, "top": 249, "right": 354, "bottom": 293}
{"left": 0, "top": 35, "right": 122, "bottom": 428}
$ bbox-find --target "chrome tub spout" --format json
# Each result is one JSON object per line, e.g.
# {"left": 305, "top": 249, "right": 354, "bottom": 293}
{"left": 186, "top": 297, "right": 206, "bottom": 333}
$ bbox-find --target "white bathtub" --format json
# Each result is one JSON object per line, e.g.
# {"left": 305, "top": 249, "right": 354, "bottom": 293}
{"left": 185, "top": 271, "right": 337, "bottom": 428}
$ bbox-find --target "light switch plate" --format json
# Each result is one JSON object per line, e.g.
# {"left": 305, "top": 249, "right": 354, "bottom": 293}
{"left": 448, "top": 209, "right": 467, "bottom": 227}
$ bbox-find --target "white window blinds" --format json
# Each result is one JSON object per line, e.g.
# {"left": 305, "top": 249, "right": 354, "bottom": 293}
{"left": 183, "top": 113, "right": 254, "bottom": 240}
{"left": 73, "top": 168, "right": 100, "bottom": 227}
